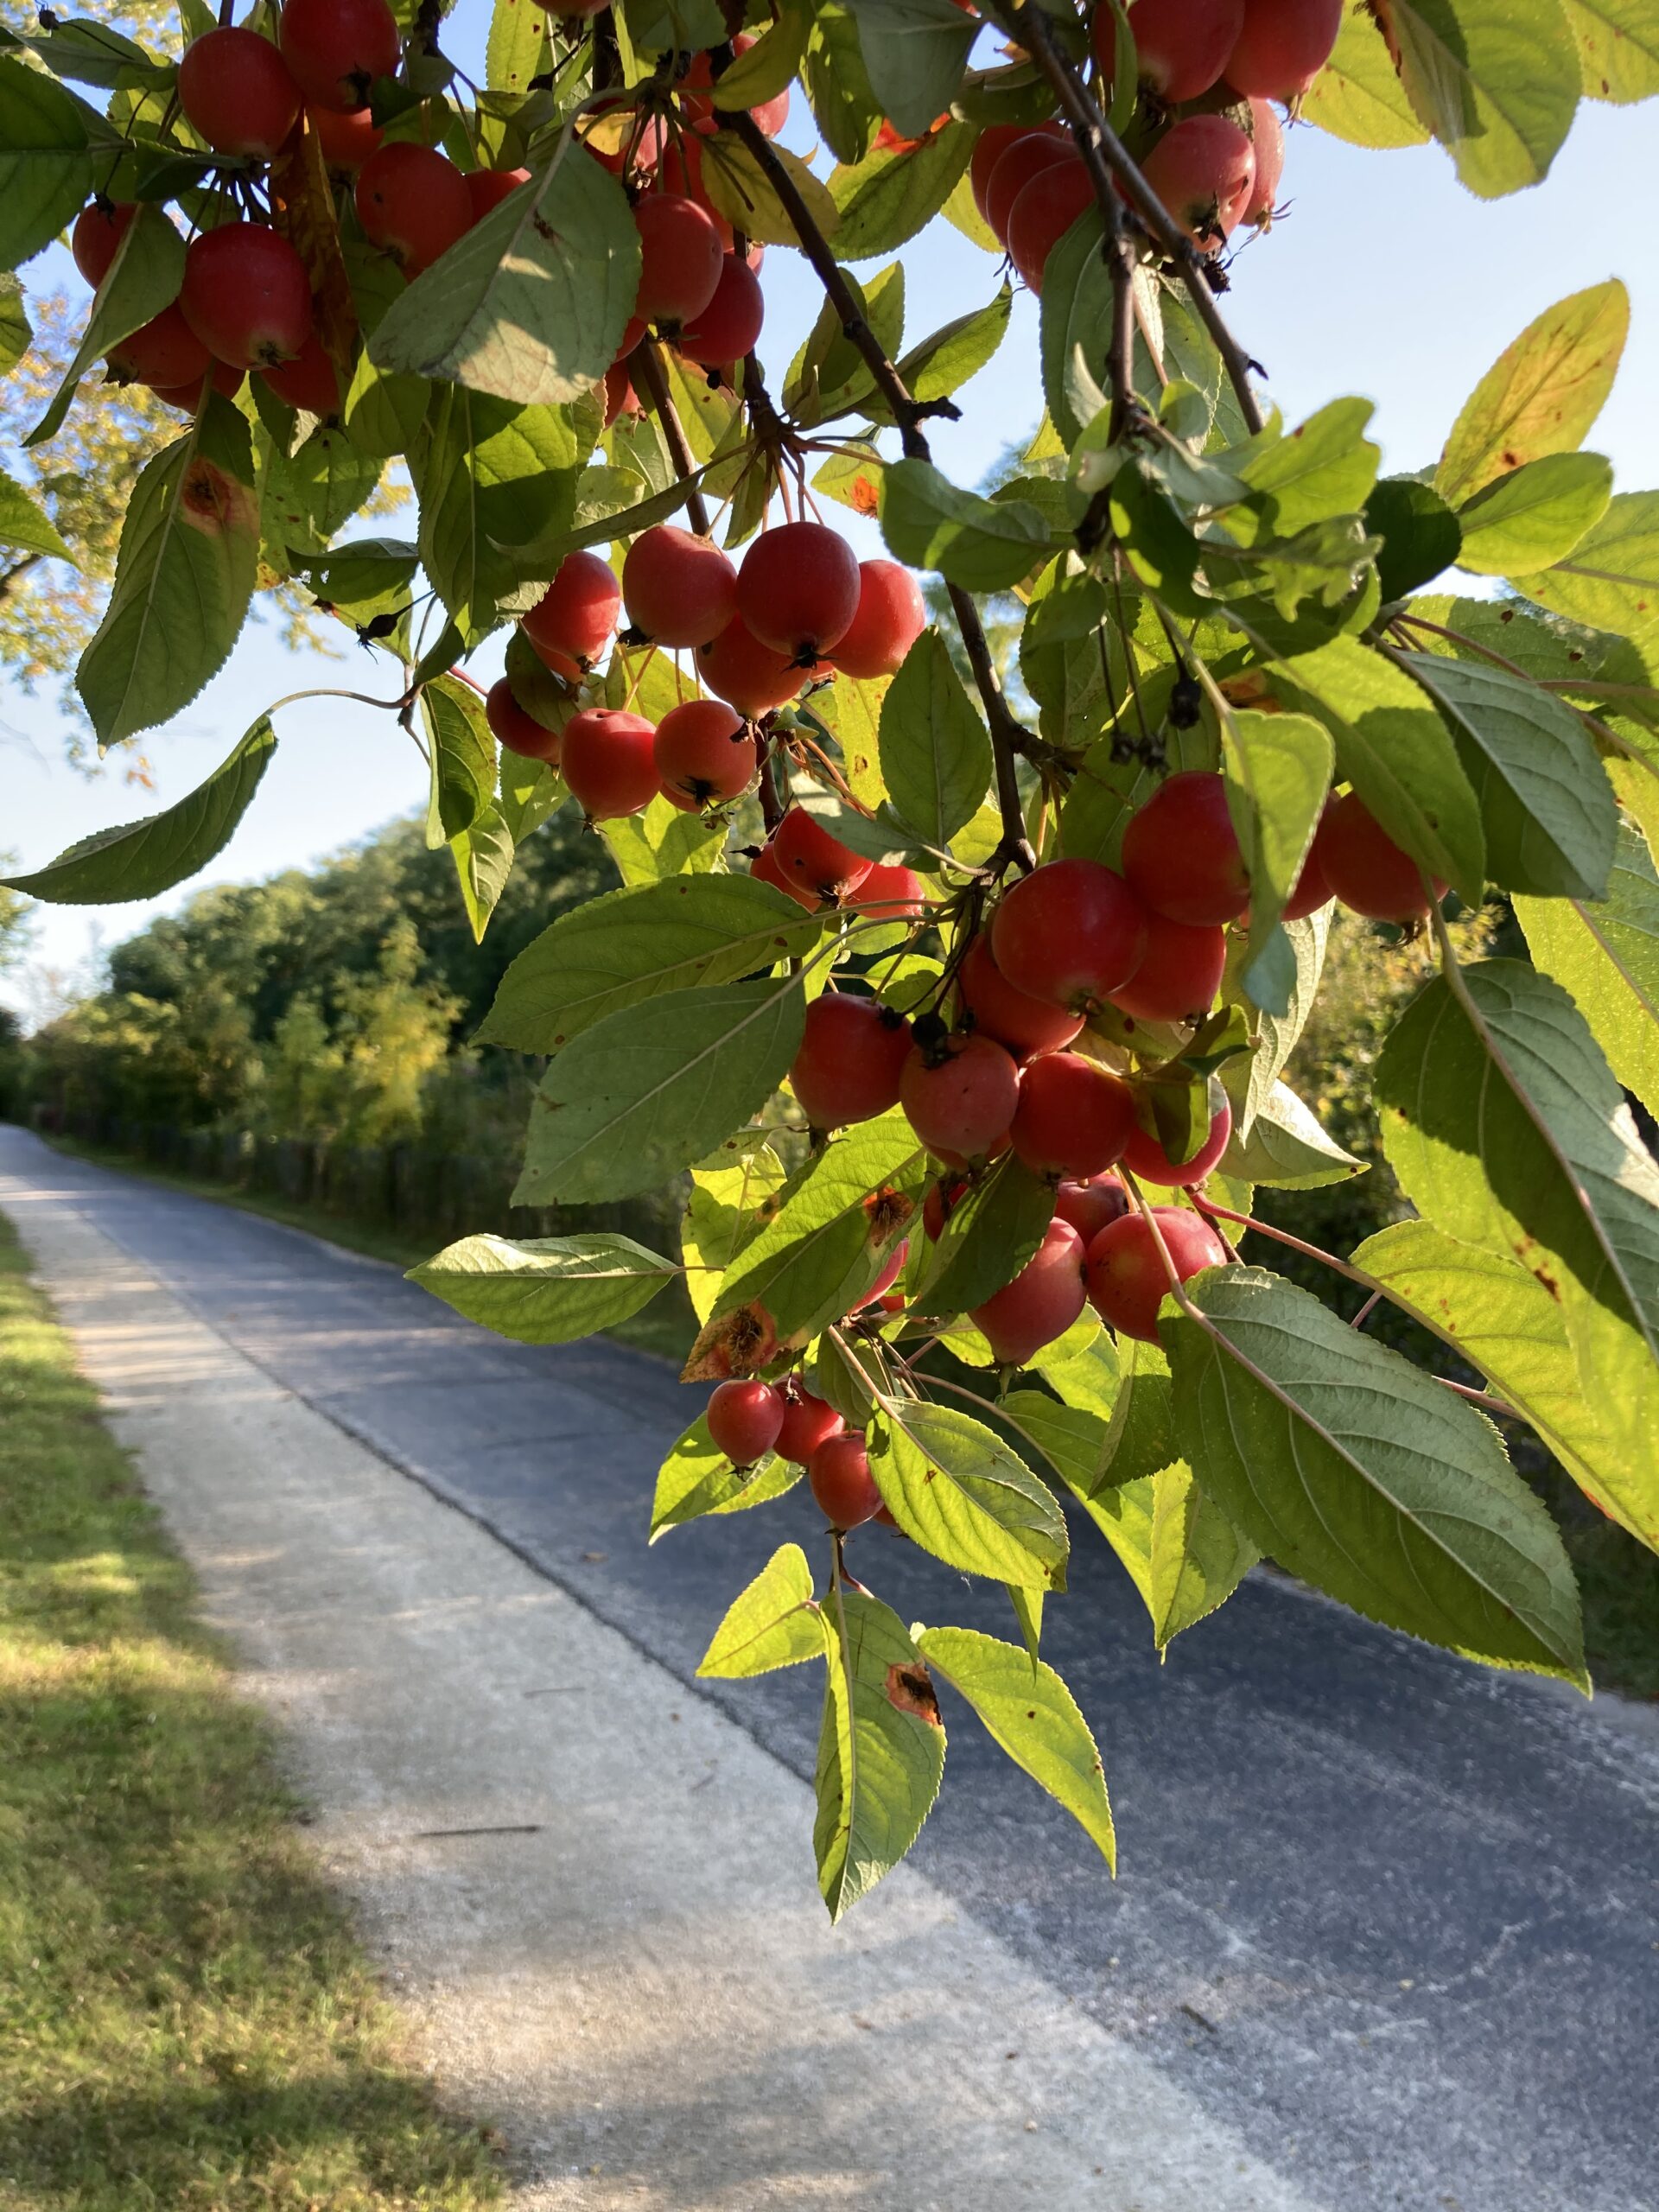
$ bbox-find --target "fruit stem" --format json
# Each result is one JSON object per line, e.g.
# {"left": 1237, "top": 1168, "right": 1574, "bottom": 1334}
{"left": 717, "top": 100, "right": 1036, "bottom": 876}
{"left": 628, "top": 336, "right": 713, "bottom": 537}
{"left": 992, "top": 0, "right": 1266, "bottom": 442}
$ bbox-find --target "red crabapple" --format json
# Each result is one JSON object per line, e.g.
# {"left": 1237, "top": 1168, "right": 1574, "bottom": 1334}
{"left": 622, "top": 524, "right": 738, "bottom": 649}
{"left": 1086, "top": 1209, "right": 1229, "bottom": 1341}
{"left": 179, "top": 27, "right": 301, "bottom": 158}
{"left": 634, "top": 193, "right": 725, "bottom": 326}
{"left": 1052, "top": 1173, "right": 1129, "bottom": 1244}
{"left": 465, "top": 166, "right": 531, "bottom": 221}
{"left": 847, "top": 1239, "right": 909, "bottom": 1314}
{"left": 603, "top": 361, "right": 642, "bottom": 429}
{"left": 559, "top": 708, "right": 659, "bottom": 819}
{"left": 1282, "top": 817, "right": 1333, "bottom": 920}
{"left": 1243, "top": 99, "right": 1285, "bottom": 226}
{"left": 846, "top": 862, "right": 928, "bottom": 922}
{"left": 678, "top": 253, "right": 765, "bottom": 369}
{"left": 356, "top": 144, "right": 472, "bottom": 274}
{"left": 280, "top": 0, "right": 400, "bottom": 112}
{"left": 900, "top": 1033, "right": 1020, "bottom": 1162}
{"left": 1224, "top": 0, "right": 1343, "bottom": 99}
{"left": 259, "top": 330, "right": 340, "bottom": 416}
{"left": 970, "top": 1218, "right": 1087, "bottom": 1366}
{"left": 737, "top": 523, "right": 861, "bottom": 662}
{"left": 775, "top": 1383, "right": 843, "bottom": 1464}
{"left": 809, "top": 1431, "right": 881, "bottom": 1529}
{"left": 151, "top": 359, "right": 245, "bottom": 410}
{"left": 984, "top": 132, "right": 1072, "bottom": 243}
{"left": 769, "top": 807, "right": 874, "bottom": 906}
{"left": 657, "top": 133, "right": 734, "bottom": 251}
{"left": 180, "top": 222, "right": 311, "bottom": 367}
{"left": 789, "top": 992, "right": 912, "bottom": 1128}
{"left": 958, "top": 934, "right": 1084, "bottom": 1058}
{"left": 1109, "top": 911, "right": 1227, "bottom": 1027}
{"left": 107, "top": 305, "right": 211, "bottom": 390}
{"left": 486, "top": 678, "right": 562, "bottom": 764}
{"left": 922, "top": 1173, "right": 970, "bottom": 1241}
{"left": 991, "top": 857, "right": 1148, "bottom": 1013}
{"left": 1140, "top": 114, "right": 1255, "bottom": 250}
{"left": 830, "top": 561, "right": 927, "bottom": 681}
{"left": 969, "top": 121, "right": 1062, "bottom": 223}
{"left": 682, "top": 36, "right": 790, "bottom": 137}
{"left": 1120, "top": 1094, "right": 1234, "bottom": 1186}
{"left": 653, "top": 698, "right": 756, "bottom": 810}
{"left": 1007, "top": 157, "right": 1094, "bottom": 292}
{"left": 707, "top": 1377, "right": 785, "bottom": 1465}
{"left": 73, "top": 200, "right": 137, "bottom": 288}
{"left": 1011, "top": 1051, "right": 1137, "bottom": 1178}
{"left": 1316, "top": 791, "right": 1446, "bottom": 921}
{"left": 697, "top": 617, "right": 807, "bottom": 716}
{"left": 308, "top": 103, "right": 382, "bottom": 171}
{"left": 523, "top": 636, "right": 582, "bottom": 684}
{"left": 1111, "top": 0, "right": 1243, "bottom": 103}
{"left": 1122, "top": 771, "right": 1249, "bottom": 927}
{"left": 523, "top": 550, "right": 621, "bottom": 667}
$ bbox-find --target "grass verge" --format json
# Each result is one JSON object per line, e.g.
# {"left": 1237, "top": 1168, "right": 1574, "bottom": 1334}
{"left": 40, "top": 1133, "right": 696, "bottom": 1367}
{"left": 0, "top": 1212, "right": 505, "bottom": 2211}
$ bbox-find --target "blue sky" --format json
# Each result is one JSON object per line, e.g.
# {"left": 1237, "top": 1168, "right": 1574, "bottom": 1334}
{"left": 3, "top": 29, "right": 1656, "bottom": 1018}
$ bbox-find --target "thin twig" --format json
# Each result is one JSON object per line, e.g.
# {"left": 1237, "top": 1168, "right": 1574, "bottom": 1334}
{"left": 629, "top": 338, "right": 712, "bottom": 537}
{"left": 995, "top": 1, "right": 1265, "bottom": 439}
{"left": 717, "top": 105, "right": 1035, "bottom": 874}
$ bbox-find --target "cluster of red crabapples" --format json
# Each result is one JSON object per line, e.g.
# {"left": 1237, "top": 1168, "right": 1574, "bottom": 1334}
{"left": 70, "top": 0, "right": 783, "bottom": 426}
{"left": 486, "top": 518, "right": 927, "bottom": 826}
{"left": 976, "top": 0, "right": 1342, "bottom": 277}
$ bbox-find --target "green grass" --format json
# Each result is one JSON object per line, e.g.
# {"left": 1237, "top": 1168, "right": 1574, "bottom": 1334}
{"left": 41, "top": 1134, "right": 696, "bottom": 1368}
{"left": 0, "top": 1214, "right": 506, "bottom": 2211}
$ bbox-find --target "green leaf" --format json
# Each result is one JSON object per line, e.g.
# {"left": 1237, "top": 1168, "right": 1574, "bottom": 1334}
{"left": 916, "top": 1626, "right": 1116, "bottom": 1869}
{"left": 651, "top": 1414, "right": 800, "bottom": 1537}
{"left": 842, "top": 0, "right": 977, "bottom": 137}
{"left": 1165, "top": 1266, "right": 1586, "bottom": 1683}
{"left": 1455, "top": 451, "right": 1611, "bottom": 575}
{"left": 1303, "top": 1, "right": 1432, "bottom": 145}
{"left": 448, "top": 802, "right": 515, "bottom": 944}
{"left": 1224, "top": 708, "right": 1333, "bottom": 965}
{"left": 1515, "top": 820, "right": 1659, "bottom": 1118}
{"left": 1352, "top": 1217, "right": 1650, "bottom": 1540}
{"left": 1236, "top": 398, "right": 1381, "bottom": 537}
{"left": 415, "top": 387, "right": 579, "bottom": 643}
{"left": 409, "top": 1230, "right": 677, "bottom": 1342}
{"left": 26, "top": 201, "right": 183, "bottom": 448}
{"left": 1395, "top": 648, "right": 1617, "bottom": 899}
{"left": 370, "top": 141, "right": 639, "bottom": 405}
{"left": 700, "top": 133, "right": 842, "bottom": 247}
{"left": 877, "top": 629, "right": 991, "bottom": 848}
{"left": 1364, "top": 477, "right": 1463, "bottom": 601}
{"left": 278, "top": 426, "right": 382, "bottom": 543}
{"left": 480, "top": 874, "right": 821, "bottom": 1053}
{"left": 803, "top": 0, "right": 880, "bottom": 164}
{"left": 828, "top": 121, "right": 976, "bottom": 259}
{"left": 76, "top": 394, "right": 259, "bottom": 747}
{"left": 1000, "top": 1389, "right": 1111, "bottom": 1497}
{"left": 0, "top": 466, "right": 70, "bottom": 563}
{"left": 0, "top": 272, "right": 31, "bottom": 374}
{"left": 1147, "top": 1463, "right": 1260, "bottom": 1649}
{"left": 1375, "top": 957, "right": 1659, "bottom": 1555}
{"left": 1436, "top": 280, "right": 1628, "bottom": 503}
{"left": 485, "top": 0, "right": 549, "bottom": 90}
{"left": 1, "top": 716, "right": 274, "bottom": 903}
{"left": 1510, "top": 491, "right": 1659, "bottom": 648}
{"left": 880, "top": 457, "right": 1053, "bottom": 592}
{"left": 683, "top": 1135, "right": 788, "bottom": 1324}
{"left": 1388, "top": 0, "right": 1580, "bottom": 199}
{"left": 420, "top": 672, "right": 496, "bottom": 845}
{"left": 913, "top": 1155, "right": 1057, "bottom": 1317}
{"left": 0, "top": 53, "right": 92, "bottom": 270}
{"left": 1218, "top": 1078, "right": 1363, "bottom": 1188}
{"left": 512, "top": 976, "right": 806, "bottom": 1206}
{"left": 343, "top": 350, "right": 428, "bottom": 460}
{"left": 870, "top": 1397, "right": 1070, "bottom": 1591}
{"left": 714, "top": 1116, "right": 925, "bottom": 1341}
{"left": 599, "top": 791, "right": 728, "bottom": 887}
{"left": 1230, "top": 908, "right": 1330, "bottom": 1139}
{"left": 1031, "top": 1318, "right": 1121, "bottom": 1420}
{"left": 815, "top": 1587, "right": 944, "bottom": 1922}
{"left": 887, "top": 283, "right": 1011, "bottom": 413}
{"left": 1563, "top": 0, "right": 1659, "bottom": 98}
{"left": 697, "top": 1545, "right": 824, "bottom": 1677}
{"left": 1039, "top": 207, "right": 1111, "bottom": 448}
{"left": 1270, "top": 638, "right": 1485, "bottom": 904}
{"left": 288, "top": 535, "right": 419, "bottom": 617}
{"left": 711, "top": 5, "right": 810, "bottom": 106}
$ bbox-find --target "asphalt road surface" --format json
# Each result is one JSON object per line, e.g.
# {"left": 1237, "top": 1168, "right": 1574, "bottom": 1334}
{"left": 10, "top": 1129, "right": 1657, "bottom": 2212}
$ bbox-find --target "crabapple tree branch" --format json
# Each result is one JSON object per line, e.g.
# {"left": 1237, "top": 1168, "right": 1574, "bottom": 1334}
{"left": 627, "top": 336, "right": 713, "bottom": 537}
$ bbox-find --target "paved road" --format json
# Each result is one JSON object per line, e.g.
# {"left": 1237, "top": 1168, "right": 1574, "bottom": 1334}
{"left": 9, "top": 1127, "right": 1657, "bottom": 2212}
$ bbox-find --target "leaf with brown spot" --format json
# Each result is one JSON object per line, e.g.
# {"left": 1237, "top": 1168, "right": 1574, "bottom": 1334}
{"left": 815, "top": 1590, "right": 945, "bottom": 1921}
{"left": 1437, "top": 282, "right": 1629, "bottom": 504}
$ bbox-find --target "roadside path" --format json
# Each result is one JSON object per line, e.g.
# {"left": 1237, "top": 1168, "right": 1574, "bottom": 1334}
{"left": 3, "top": 1125, "right": 1655, "bottom": 2211}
